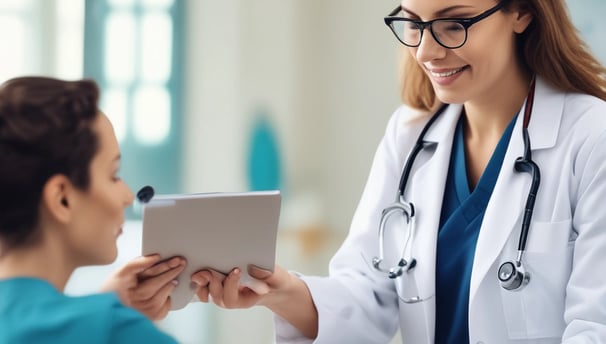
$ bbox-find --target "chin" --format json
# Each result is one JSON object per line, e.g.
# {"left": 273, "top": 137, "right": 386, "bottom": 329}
{"left": 104, "top": 248, "right": 119, "bottom": 264}
{"left": 434, "top": 89, "right": 467, "bottom": 105}
{"left": 96, "top": 246, "right": 119, "bottom": 266}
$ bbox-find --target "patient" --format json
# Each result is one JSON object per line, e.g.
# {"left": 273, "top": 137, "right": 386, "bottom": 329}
{"left": 0, "top": 76, "right": 179, "bottom": 342}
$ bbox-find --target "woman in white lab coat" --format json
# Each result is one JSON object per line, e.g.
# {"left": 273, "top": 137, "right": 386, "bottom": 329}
{"left": 192, "top": 0, "right": 606, "bottom": 342}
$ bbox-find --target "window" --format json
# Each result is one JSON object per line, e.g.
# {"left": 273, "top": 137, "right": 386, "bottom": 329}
{"left": 84, "top": 0, "right": 183, "bottom": 218}
{"left": 0, "top": 0, "right": 83, "bottom": 81}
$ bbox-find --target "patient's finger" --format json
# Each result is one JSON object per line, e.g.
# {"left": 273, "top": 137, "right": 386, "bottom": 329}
{"left": 118, "top": 255, "right": 161, "bottom": 277}
{"left": 151, "top": 296, "right": 172, "bottom": 320}
{"left": 139, "top": 256, "right": 185, "bottom": 279}
{"left": 134, "top": 263, "right": 185, "bottom": 300}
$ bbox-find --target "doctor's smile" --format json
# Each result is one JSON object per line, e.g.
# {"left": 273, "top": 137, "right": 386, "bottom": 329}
{"left": 426, "top": 66, "right": 470, "bottom": 85}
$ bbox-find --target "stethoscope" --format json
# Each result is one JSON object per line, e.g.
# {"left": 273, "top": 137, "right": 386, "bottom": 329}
{"left": 371, "top": 80, "right": 540, "bottom": 300}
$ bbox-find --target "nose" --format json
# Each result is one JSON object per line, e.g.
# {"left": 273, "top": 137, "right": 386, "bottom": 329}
{"left": 414, "top": 28, "right": 447, "bottom": 63}
{"left": 124, "top": 184, "right": 135, "bottom": 208}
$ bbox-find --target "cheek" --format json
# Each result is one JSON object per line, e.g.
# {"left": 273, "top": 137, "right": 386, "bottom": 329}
{"left": 101, "top": 194, "right": 124, "bottom": 221}
{"left": 87, "top": 188, "right": 124, "bottom": 225}
{"left": 465, "top": 28, "right": 517, "bottom": 68}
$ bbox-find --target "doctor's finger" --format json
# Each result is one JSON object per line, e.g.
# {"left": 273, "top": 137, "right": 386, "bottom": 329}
{"left": 195, "top": 284, "right": 210, "bottom": 303}
{"left": 207, "top": 270, "right": 227, "bottom": 307}
{"left": 192, "top": 271, "right": 211, "bottom": 303}
{"left": 222, "top": 268, "right": 242, "bottom": 308}
{"left": 191, "top": 270, "right": 212, "bottom": 286}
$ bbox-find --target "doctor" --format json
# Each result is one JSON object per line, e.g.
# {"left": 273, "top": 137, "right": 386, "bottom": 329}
{"left": 192, "top": 0, "right": 606, "bottom": 342}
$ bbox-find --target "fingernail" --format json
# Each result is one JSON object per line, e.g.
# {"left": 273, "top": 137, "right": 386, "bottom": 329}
{"left": 234, "top": 268, "right": 240, "bottom": 275}
{"left": 171, "top": 279, "right": 179, "bottom": 286}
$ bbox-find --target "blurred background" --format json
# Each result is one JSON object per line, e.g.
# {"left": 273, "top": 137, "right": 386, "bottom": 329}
{"left": 1, "top": 0, "right": 604, "bottom": 343}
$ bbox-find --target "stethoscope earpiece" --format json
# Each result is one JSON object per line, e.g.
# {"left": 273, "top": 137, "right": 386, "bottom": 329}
{"left": 498, "top": 260, "right": 530, "bottom": 291}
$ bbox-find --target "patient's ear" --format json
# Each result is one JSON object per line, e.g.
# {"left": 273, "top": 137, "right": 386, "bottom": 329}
{"left": 41, "top": 175, "right": 73, "bottom": 224}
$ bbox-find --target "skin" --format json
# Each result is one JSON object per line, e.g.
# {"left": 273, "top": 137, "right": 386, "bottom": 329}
{"left": 0, "top": 112, "right": 186, "bottom": 320}
{"left": 0, "top": 113, "right": 133, "bottom": 291}
{"left": 102, "top": 255, "right": 186, "bottom": 320}
{"left": 403, "top": 0, "right": 532, "bottom": 187}
{"left": 191, "top": 0, "right": 533, "bottom": 339}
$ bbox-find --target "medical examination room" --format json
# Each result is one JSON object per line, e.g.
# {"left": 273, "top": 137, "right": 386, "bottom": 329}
{"left": 1, "top": 0, "right": 605, "bottom": 343}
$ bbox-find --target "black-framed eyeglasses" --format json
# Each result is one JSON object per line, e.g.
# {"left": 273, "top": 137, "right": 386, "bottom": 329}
{"left": 384, "top": 1, "right": 507, "bottom": 49}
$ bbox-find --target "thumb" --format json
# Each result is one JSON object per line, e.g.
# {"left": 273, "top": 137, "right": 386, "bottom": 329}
{"left": 247, "top": 265, "right": 273, "bottom": 280}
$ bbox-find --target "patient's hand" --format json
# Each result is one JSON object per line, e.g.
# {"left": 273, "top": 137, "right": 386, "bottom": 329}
{"left": 102, "top": 255, "right": 186, "bottom": 320}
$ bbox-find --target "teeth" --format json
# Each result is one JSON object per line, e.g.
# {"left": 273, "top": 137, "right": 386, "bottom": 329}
{"left": 431, "top": 67, "right": 465, "bottom": 78}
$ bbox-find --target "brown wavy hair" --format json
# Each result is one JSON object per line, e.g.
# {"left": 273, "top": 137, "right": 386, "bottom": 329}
{"left": 0, "top": 77, "right": 100, "bottom": 249}
{"left": 399, "top": 0, "right": 606, "bottom": 111}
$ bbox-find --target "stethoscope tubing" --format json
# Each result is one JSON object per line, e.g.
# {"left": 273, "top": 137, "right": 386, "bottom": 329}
{"left": 397, "top": 103, "right": 449, "bottom": 198}
{"left": 380, "top": 78, "right": 539, "bottom": 292}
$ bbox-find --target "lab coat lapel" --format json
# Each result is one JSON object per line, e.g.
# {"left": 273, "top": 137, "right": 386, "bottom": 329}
{"left": 406, "top": 103, "right": 462, "bottom": 340}
{"left": 469, "top": 77, "right": 564, "bottom": 302}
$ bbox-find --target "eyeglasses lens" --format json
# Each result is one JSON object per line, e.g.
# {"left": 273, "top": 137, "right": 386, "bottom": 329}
{"left": 391, "top": 20, "right": 467, "bottom": 48}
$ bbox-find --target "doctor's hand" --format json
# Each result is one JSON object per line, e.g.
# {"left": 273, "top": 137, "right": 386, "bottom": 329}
{"left": 191, "top": 265, "right": 292, "bottom": 309}
{"left": 101, "top": 255, "right": 186, "bottom": 320}
{"left": 193, "top": 265, "right": 319, "bottom": 339}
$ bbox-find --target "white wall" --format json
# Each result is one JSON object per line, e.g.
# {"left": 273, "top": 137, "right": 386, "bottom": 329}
{"left": 183, "top": 0, "right": 399, "bottom": 233}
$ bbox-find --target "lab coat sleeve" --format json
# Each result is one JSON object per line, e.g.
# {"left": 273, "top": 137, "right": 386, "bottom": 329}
{"left": 274, "top": 106, "right": 429, "bottom": 344}
{"left": 562, "top": 100, "right": 606, "bottom": 343}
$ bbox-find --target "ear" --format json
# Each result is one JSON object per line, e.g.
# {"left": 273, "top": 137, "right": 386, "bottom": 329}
{"left": 41, "top": 174, "right": 74, "bottom": 224}
{"left": 512, "top": 6, "right": 533, "bottom": 34}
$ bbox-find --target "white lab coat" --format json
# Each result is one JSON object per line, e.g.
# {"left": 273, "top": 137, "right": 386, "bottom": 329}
{"left": 274, "top": 77, "right": 606, "bottom": 344}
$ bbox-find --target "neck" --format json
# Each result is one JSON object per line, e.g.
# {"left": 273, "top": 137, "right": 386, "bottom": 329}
{"left": 463, "top": 71, "right": 532, "bottom": 141}
{"left": 0, "top": 233, "right": 76, "bottom": 291}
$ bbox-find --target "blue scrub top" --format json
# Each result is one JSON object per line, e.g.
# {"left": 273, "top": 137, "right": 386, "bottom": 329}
{"left": 0, "top": 277, "right": 177, "bottom": 344}
{"left": 434, "top": 115, "right": 516, "bottom": 343}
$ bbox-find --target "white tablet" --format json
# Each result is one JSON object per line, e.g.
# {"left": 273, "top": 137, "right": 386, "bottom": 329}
{"left": 141, "top": 190, "right": 281, "bottom": 310}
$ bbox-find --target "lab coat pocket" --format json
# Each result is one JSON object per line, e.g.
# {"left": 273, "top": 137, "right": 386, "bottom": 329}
{"left": 396, "top": 275, "right": 433, "bottom": 344}
{"left": 500, "top": 219, "right": 573, "bottom": 340}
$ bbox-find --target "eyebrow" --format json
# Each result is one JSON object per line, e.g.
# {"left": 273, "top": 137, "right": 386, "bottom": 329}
{"left": 401, "top": 5, "right": 476, "bottom": 19}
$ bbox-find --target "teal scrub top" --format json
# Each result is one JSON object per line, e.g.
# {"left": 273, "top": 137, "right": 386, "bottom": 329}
{"left": 434, "top": 115, "right": 516, "bottom": 343}
{"left": 0, "top": 277, "right": 177, "bottom": 344}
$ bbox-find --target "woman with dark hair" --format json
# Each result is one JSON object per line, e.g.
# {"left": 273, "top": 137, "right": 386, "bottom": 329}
{"left": 0, "top": 76, "right": 182, "bottom": 342}
{"left": 193, "top": 0, "right": 606, "bottom": 343}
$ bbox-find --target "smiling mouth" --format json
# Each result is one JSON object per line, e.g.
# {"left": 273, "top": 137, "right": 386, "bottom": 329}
{"left": 429, "top": 66, "right": 468, "bottom": 78}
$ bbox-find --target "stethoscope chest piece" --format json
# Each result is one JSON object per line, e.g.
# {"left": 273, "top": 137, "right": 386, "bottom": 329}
{"left": 498, "top": 260, "right": 530, "bottom": 291}
{"left": 373, "top": 196, "right": 417, "bottom": 279}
